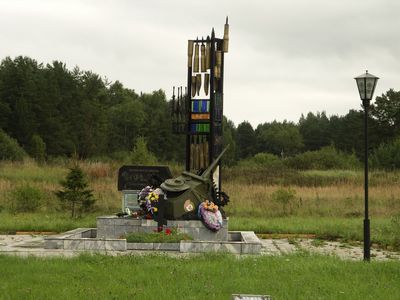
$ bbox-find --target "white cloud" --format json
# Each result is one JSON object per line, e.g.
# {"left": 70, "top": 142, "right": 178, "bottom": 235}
{"left": 0, "top": 0, "right": 399, "bottom": 127}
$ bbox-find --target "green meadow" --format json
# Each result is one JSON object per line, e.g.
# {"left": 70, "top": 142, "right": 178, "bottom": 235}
{"left": 1, "top": 253, "right": 399, "bottom": 300}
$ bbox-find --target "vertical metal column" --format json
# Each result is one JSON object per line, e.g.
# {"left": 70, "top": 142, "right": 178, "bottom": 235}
{"left": 186, "top": 66, "right": 192, "bottom": 171}
{"left": 209, "top": 29, "right": 216, "bottom": 167}
{"left": 363, "top": 101, "right": 370, "bottom": 261}
{"left": 216, "top": 39, "right": 224, "bottom": 191}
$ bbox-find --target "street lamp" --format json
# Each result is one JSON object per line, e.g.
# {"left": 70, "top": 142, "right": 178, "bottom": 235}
{"left": 354, "top": 70, "right": 379, "bottom": 261}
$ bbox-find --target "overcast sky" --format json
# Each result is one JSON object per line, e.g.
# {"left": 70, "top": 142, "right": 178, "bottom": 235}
{"left": 1, "top": 0, "right": 399, "bottom": 127}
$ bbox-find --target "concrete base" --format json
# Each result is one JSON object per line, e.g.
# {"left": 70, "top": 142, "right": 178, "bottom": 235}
{"left": 44, "top": 228, "right": 262, "bottom": 254}
{"left": 179, "top": 231, "right": 261, "bottom": 254}
{"left": 44, "top": 216, "right": 261, "bottom": 254}
{"left": 96, "top": 216, "right": 228, "bottom": 241}
{"left": 44, "top": 228, "right": 126, "bottom": 251}
{"left": 96, "top": 217, "right": 156, "bottom": 239}
{"left": 127, "top": 242, "right": 180, "bottom": 251}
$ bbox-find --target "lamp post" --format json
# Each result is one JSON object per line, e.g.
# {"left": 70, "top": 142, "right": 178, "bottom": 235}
{"left": 354, "top": 70, "right": 379, "bottom": 261}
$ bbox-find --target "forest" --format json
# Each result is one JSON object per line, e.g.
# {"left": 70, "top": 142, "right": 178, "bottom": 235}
{"left": 1, "top": 56, "right": 399, "bottom": 169}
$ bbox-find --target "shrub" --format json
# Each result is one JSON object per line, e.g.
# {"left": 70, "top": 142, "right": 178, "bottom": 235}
{"left": 0, "top": 129, "right": 26, "bottom": 161}
{"left": 129, "top": 137, "right": 157, "bottom": 165}
{"left": 28, "top": 134, "right": 46, "bottom": 162}
{"left": 239, "top": 152, "right": 284, "bottom": 168}
{"left": 285, "top": 146, "right": 360, "bottom": 170}
{"left": 110, "top": 151, "right": 131, "bottom": 162}
{"left": 271, "top": 187, "right": 296, "bottom": 215}
{"left": 371, "top": 137, "right": 400, "bottom": 170}
{"left": 389, "top": 215, "right": 400, "bottom": 250}
{"left": 9, "top": 185, "right": 42, "bottom": 213}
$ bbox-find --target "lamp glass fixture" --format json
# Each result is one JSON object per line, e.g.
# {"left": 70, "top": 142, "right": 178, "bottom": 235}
{"left": 355, "top": 71, "right": 379, "bottom": 101}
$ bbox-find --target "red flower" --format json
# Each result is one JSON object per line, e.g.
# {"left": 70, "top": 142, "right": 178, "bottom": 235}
{"left": 165, "top": 228, "right": 172, "bottom": 235}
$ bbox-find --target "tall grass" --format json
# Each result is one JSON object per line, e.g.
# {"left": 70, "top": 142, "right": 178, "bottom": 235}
{"left": 223, "top": 165, "right": 400, "bottom": 187}
{"left": 0, "top": 159, "right": 67, "bottom": 183}
{"left": 0, "top": 160, "right": 399, "bottom": 247}
{"left": 224, "top": 182, "right": 400, "bottom": 218}
{"left": 1, "top": 159, "right": 399, "bottom": 219}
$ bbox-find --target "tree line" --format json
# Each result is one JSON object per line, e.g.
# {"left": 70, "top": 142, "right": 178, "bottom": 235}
{"left": 0, "top": 56, "right": 185, "bottom": 162}
{"left": 228, "top": 89, "right": 400, "bottom": 169}
{"left": 1, "top": 56, "right": 399, "bottom": 168}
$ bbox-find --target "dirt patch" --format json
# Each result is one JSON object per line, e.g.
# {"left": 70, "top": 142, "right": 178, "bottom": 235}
{"left": 257, "top": 233, "right": 317, "bottom": 239}
{"left": 15, "top": 231, "right": 58, "bottom": 235}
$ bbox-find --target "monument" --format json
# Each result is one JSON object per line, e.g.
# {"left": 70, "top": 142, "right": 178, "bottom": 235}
{"left": 44, "top": 19, "right": 262, "bottom": 254}
{"left": 171, "top": 17, "right": 230, "bottom": 195}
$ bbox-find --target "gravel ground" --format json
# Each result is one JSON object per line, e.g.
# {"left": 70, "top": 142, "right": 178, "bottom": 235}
{"left": 259, "top": 238, "right": 400, "bottom": 261}
{"left": 1, "top": 234, "right": 400, "bottom": 260}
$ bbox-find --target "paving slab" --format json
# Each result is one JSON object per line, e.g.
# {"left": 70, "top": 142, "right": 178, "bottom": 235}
{"left": 260, "top": 239, "right": 281, "bottom": 256}
{"left": 273, "top": 239, "right": 297, "bottom": 254}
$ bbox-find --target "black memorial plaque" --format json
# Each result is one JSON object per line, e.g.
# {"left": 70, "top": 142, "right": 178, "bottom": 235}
{"left": 118, "top": 166, "right": 173, "bottom": 191}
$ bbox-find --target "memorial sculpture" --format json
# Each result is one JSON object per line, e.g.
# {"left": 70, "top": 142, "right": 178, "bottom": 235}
{"left": 118, "top": 146, "right": 230, "bottom": 231}
{"left": 118, "top": 19, "right": 230, "bottom": 231}
{"left": 44, "top": 19, "right": 262, "bottom": 253}
{"left": 160, "top": 145, "right": 230, "bottom": 221}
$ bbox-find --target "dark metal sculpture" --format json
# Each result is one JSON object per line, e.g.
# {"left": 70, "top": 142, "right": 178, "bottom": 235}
{"left": 160, "top": 146, "right": 229, "bottom": 220}
{"left": 171, "top": 18, "right": 230, "bottom": 197}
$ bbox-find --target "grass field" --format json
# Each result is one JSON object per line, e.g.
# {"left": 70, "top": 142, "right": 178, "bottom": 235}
{"left": 0, "top": 160, "right": 399, "bottom": 248}
{"left": 0, "top": 212, "right": 97, "bottom": 233}
{"left": 0, "top": 253, "right": 399, "bottom": 299}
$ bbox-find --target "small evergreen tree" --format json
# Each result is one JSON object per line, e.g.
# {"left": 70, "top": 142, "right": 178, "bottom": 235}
{"left": 56, "top": 165, "right": 95, "bottom": 218}
{"left": 129, "top": 137, "right": 157, "bottom": 165}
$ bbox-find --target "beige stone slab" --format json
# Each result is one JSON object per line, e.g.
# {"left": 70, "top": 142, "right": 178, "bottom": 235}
{"left": 64, "top": 239, "right": 85, "bottom": 250}
{"left": 127, "top": 243, "right": 153, "bottom": 250}
{"left": 141, "top": 219, "right": 158, "bottom": 227}
{"left": 241, "top": 231, "right": 261, "bottom": 244}
{"left": 153, "top": 243, "right": 180, "bottom": 251}
{"left": 44, "top": 239, "right": 64, "bottom": 249}
{"left": 180, "top": 241, "right": 241, "bottom": 254}
{"left": 105, "top": 240, "right": 126, "bottom": 251}
{"left": 84, "top": 240, "right": 105, "bottom": 250}
{"left": 242, "top": 243, "right": 262, "bottom": 254}
{"left": 114, "top": 218, "right": 141, "bottom": 226}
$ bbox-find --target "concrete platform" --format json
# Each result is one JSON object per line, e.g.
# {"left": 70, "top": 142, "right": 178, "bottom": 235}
{"left": 44, "top": 228, "right": 126, "bottom": 251}
{"left": 96, "top": 216, "right": 229, "bottom": 241}
{"left": 44, "top": 228, "right": 262, "bottom": 254}
{"left": 2, "top": 235, "right": 400, "bottom": 260}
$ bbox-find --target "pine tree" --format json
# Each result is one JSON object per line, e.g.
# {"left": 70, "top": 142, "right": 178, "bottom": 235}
{"left": 56, "top": 165, "right": 95, "bottom": 218}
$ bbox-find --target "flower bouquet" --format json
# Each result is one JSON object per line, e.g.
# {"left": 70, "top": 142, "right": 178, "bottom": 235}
{"left": 138, "top": 186, "right": 164, "bottom": 219}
